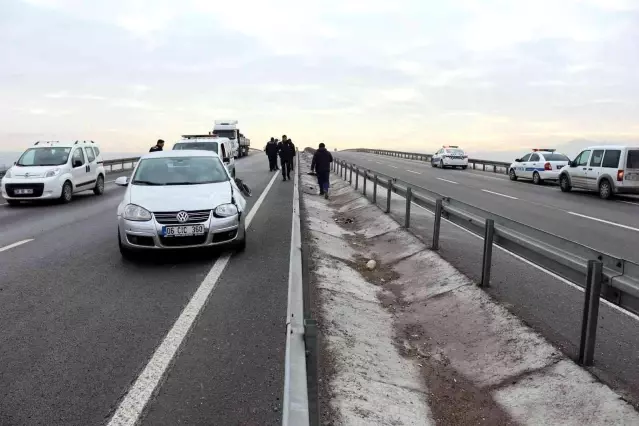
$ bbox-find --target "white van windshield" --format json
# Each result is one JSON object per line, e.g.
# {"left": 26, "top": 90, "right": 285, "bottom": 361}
{"left": 214, "top": 130, "right": 236, "bottom": 140}
{"left": 173, "top": 142, "right": 218, "bottom": 153}
{"left": 17, "top": 147, "right": 71, "bottom": 166}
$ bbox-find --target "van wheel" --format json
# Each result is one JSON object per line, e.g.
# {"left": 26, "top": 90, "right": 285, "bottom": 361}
{"left": 533, "top": 172, "right": 543, "bottom": 185}
{"left": 509, "top": 169, "right": 518, "bottom": 181}
{"left": 93, "top": 175, "right": 105, "bottom": 195}
{"left": 60, "top": 181, "right": 73, "bottom": 203}
{"left": 599, "top": 180, "right": 612, "bottom": 200}
{"left": 461, "top": 166, "right": 467, "bottom": 170}
{"left": 559, "top": 175, "right": 571, "bottom": 192}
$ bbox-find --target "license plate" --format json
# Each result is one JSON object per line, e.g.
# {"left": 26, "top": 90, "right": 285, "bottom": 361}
{"left": 627, "top": 173, "right": 639, "bottom": 181}
{"left": 15, "top": 188, "right": 33, "bottom": 195}
{"left": 162, "top": 224, "right": 205, "bottom": 237}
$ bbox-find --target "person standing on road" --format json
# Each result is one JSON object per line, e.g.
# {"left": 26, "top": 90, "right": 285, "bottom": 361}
{"left": 278, "top": 137, "right": 294, "bottom": 181}
{"left": 287, "top": 137, "right": 296, "bottom": 171}
{"left": 265, "top": 137, "right": 279, "bottom": 171}
{"left": 311, "top": 142, "right": 333, "bottom": 199}
{"left": 149, "top": 139, "right": 164, "bottom": 152}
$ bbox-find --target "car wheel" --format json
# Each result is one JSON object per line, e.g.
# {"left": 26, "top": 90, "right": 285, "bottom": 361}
{"left": 93, "top": 174, "right": 105, "bottom": 195}
{"left": 509, "top": 169, "right": 518, "bottom": 181}
{"left": 559, "top": 174, "right": 571, "bottom": 192}
{"left": 462, "top": 166, "right": 467, "bottom": 170}
{"left": 60, "top": 181, "right": 73, "bottom": 203}
{"left": 599, "top": 179, "right": 612, "bottom": 200}
{"left": 439, "top": 160, "right": 445, "bottom": 169}
{"left": 533, "top": 172, "right": 543, "bottom": 185}
{"left": 431, "top": 160, "right": 436, "bottom": 167}
{"left": 6, "top": 199, "right": 20, "bottom": 206}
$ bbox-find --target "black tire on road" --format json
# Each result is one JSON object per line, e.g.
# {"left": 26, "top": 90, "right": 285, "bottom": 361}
{"left": 533, "top": 172, "right": 543, "bottom": 185}
{"left": 6, "top": 199, "right": 20, "bottom": 206}
{"left": 93, "top": 175, "right": 105, "bottom": 195}
{"left": 60, "top": 181, "right": 73, "bottom": 204}
{"left": 439, "top": 160, "right": 445, "bottom": 169}
{"left": 599, "top": 179, "right": 613, "bottom": 200}
{"left": 462, "top": 166, "right": 468, "bottom": 170}
{"left": 509, "top": 169, "right": 518, "bottom": 181}
{"left": 559, "top": 174, "right": 571, "bottom": 192}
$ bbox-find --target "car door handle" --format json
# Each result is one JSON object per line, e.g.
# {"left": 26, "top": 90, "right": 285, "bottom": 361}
{"left": 588, "top": 168, "right": 592, "bottom": 171}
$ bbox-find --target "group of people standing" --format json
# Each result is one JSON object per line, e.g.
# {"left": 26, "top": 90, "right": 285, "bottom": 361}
{"left": 265, "top": 135, "right": 296, "bottom": 181}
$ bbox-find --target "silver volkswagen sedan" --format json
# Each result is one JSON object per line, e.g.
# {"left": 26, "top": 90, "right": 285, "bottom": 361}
{"left": 115, "top": 150, "right": 247, "bottom": 258}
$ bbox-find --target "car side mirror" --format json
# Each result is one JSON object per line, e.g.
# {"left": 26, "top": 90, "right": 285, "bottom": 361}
{"left": 73, "top": 160, "right": 83, "bottom": 168}
{"left": 114, "top": 176, "right": 129, "bottom": 186}
{"left": 515, "top": 159, "right": 521, "bottom": 162}
{"left": 223, "top": 157, "right": 230, "bottom": 163}
{"left": 569, "top": 161, "right": 576, "bottom": 168}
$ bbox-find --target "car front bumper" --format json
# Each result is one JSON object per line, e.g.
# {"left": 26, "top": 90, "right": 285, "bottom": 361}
{"left": 1, "top": 177, "right": 64, "bottom": 200}
{"left": 118, "top": 213, "right": 245, "bottom": 250}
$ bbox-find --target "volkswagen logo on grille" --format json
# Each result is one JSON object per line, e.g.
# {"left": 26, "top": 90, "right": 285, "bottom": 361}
{"left": 176, "top": 211, "right": 189, "bottom": 223}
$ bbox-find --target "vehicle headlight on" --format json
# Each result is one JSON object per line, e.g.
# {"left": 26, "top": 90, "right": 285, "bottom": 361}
{"left": 123, "top": 204, "right": 152, "bottom": 221}
{"left": 45, "top": 168, "right": 61, "bottom": 178}
{"left": 214, "top": 203, "right": 238, "bottom": 218}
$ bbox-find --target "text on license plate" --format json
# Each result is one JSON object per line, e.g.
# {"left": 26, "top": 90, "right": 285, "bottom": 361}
{"left": 627, "top": 173, "right": 639, "bottom": 181}
{"left": 162, "top": 224, "right": 205, "bottom": 237}
{"left": 15, "top": 189, "right": 33, "bottom": 195}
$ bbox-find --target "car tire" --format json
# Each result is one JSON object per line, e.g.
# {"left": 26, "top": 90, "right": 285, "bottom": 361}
{"left": 533, "top": 172, "right": 543, "bottom": 185}
{"left": 559, "top": 174, "right": 572, "bottom": 192}
{"left": 431, "top": 161, "right": 436, "bottom": 167}
{"left": 93, "top": 174, "right": 105, "bottom": 195}
{"left": 6, "top": 199, "right": 19, "bottom": 206}
{"left": 462, "top": 166, "right": 468, "bottom": 170}
{"left": 509, "top": 169, "right": 518, "bottom": 181}
{"left": 60, "top": 181, "right": 73, "bottom": 204}
{"left": 439, "top": 160, "right": 445, "bottom": 169}
{"left": 599, "top": 179, "right": 613, "bottom": 200}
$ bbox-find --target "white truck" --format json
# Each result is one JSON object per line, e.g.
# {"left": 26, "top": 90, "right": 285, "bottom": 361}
{"left": 213, "top": 120, "right": 251, "bottom": 158}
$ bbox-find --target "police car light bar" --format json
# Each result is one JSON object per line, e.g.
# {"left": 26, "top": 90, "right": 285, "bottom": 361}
{"left": 532, "top": 148, "right": 556, "bottom": 152}
{"left": 443, "top": 145, "right": 459, "bottom": 148}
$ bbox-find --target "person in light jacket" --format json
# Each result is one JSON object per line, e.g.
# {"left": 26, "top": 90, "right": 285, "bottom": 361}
{"left": 311, "top": 142, "right": 333, "bottom": 199}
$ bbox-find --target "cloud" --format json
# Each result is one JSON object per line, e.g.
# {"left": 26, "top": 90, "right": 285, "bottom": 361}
{"left": 1, "top": 0, "right": 639, "bottom": 154}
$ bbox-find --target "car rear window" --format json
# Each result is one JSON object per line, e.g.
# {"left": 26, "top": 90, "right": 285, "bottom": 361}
{"left": 544, "top": 154, "right": 569, "bottom": 161}
{"left": 173, "top": 142, "right": 218, "bottom": 153}
{"left": 627, "top": 150, "right": 639, "bottom": 169}
{"left": 602, "top": 150, "right": 621, "bottom": 168}
{"left": 446, "top": 149, "right": 465, "bottom": 155}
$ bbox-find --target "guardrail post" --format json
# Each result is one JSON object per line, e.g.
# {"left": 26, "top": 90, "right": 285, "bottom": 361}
{"left": 405, "top": 187, "right": 412, "bottom": 228}
{"left": 373, "top": 175, "right": 378, "bottom": 204}
{"left": 432, "top": 199, "right": 443, "bottom": 250}
{"left": 482, "top": 164, "right": 486, "bottom": 171}
{"left": 473, "top": 163, "right": 476, "bottom": 170}
{"left": 363, "top": 171, "right": 367, "bottom": 196}
{"left": 386, "top": 180, "right": 392, "bottom": 213}
{"left": 349, "top": 165, "right": 353, "bottom": 184}
{"left": 355, "top": 168, "right": 359, "bottom": 190}
{"left": 480, "top": 219, "right": 495, "bottom": 287}
{"left": 579, "top": 260, "right": 603, "bottom": 366}
{"left": 304, "top": 318, "right": 319, "bottom": 426}
{"left": 493, "top": 165, "right": 497, "bottom": 173}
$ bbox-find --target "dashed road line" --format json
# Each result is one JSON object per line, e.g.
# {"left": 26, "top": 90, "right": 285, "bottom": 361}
{"left": 389, "top": 165, "right": 399, "bottom": 169}
{"left": 406, "top": 170, "right": 422, "bottom": 175}
{"left": 481, "top": 189, "right": 518, "bottom": 200}
{"left": 568, "top": 212, "right": 639, "bottom": 233}
{"left": 619, "top": 200, "right": 639, "bottom": 207}
{"left": 0, "top": 239, "right": 34, "bottom": 253}
{"left": 437, "top": 178, "right": 459, "bottom": 185}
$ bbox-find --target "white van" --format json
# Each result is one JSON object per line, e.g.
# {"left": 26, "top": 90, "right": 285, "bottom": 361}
{"left": 172, "top": 135, "right": 236, "bottom": 178}
{"left": 1, "top": 140, "right": 106, "bottom": 205}
{"left": 558, "top": 145, "right": 639, "bottom": 199}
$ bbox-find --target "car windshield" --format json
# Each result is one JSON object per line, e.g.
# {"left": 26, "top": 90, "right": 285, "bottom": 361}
{"left": 131, "top": 156, "right": 228, "bottom": 186}
{"left": 214, "top": 130, "right": 236, "bottom": 140}
{"left": 173, "top": 142, "right": 218, "bottom": 153}
{"left": 16, "top": 147, "right": 71, "bottom": 166}
{"left": 544, "top": 153, "right": 570, "bottom": 161}
{"left": 627, "top": 150, "right": 639, "bottom": 169}
{"left": 446, "top": 149, "right": 465, "bottom": 155}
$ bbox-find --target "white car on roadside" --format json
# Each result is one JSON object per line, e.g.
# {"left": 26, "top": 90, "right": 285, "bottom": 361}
{"left": 431, "top": 146, "right": 468, "bottom": 169}
{"left": 115, "top": 150, "right": 247, "bottom": 259}
{"left": 508, "top": 149, "right": 570, "bottom": 185}
{"left": 1, "top": 140, "right": 105, "bottom": 205}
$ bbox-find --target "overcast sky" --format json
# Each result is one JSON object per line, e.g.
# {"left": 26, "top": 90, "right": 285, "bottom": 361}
{"left": 1, "top": 0, "right": 638, "bottom": 155}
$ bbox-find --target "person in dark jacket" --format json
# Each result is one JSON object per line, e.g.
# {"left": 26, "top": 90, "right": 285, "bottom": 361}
{"left": 287, "top": 137, "right": 296, "bottom": 171}
{"left": 277, "top": 137, "right": 294, "bottom": 181}
{"left": 311, "top": 143, "right": 333, "bottom": 198}
{"left": 149, "top": 139, "right": 164, "bottom": 152}
{"left": 265, "top": 137, "right": 279, "bottom": 171}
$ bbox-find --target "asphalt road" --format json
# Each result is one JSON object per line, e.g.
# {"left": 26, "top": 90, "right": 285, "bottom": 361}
{"left": 0, "top": 152, "right": 292, "bottom": 425}
{"left": 330, "top": 150, "right": 639, "bottom": 406}
{"left": 336, "top": 151, "right": 639, "bottom": 263}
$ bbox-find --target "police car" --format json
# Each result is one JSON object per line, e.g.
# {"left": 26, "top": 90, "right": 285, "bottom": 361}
{"left": 431, "top": 146, "right": 468, "bottom": 169}
{"left": 508, "top": 149, "right": 570, "bottom": 185}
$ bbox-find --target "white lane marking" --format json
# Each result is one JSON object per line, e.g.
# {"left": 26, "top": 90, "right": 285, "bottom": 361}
{"left": 389, "top": 165, "right": 399, "bottom": 169}
{"left": 0, "top": 239, "right": 34, "bottom": 253}
{"left": 437, "top": 178, "right": 459, "bottom": 185}
{"left": 406, "top": 170, "right": 422, "bottom": 175}
{"left": 567, "top": 212, "right": 639, "bottom": 233}
{"left": 107, "top": 171, "right": 280, "bottom": 426}
{"left": 409, "top": 202, "right": 639, "bottom": 322}
{"left": 481, "top": 189, "right": 518, "bottom": 200}
{"left": 0, "top": 202, "right": 7, "bottom": 206}
{"left": 375, "top": 161, "right": 383, "bottom": 164}
{"left": 619, "top": 200, "right": 639, "bottom": 207}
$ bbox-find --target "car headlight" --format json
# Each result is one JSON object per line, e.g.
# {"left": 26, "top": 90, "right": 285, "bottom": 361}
{"left": 123, "top": 204, "right": 152, "bottom": 221}
{"left": 214, "top": 203, "right": 238, "bottom": 218}
{"left": 45, "top": 168, "right": 61, "bottom": 178}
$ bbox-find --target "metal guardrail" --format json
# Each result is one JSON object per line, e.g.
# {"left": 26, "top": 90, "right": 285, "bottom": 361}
{"left": 343, "top": 148, "right": 512, "bottom": 174}
{"left": 325, "top": 152, "right": 639, "bottom": 366}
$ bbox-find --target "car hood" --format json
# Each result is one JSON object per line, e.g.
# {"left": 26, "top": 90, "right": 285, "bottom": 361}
{"left": 128, "top": 181, "right": 235, "bottom": 212}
